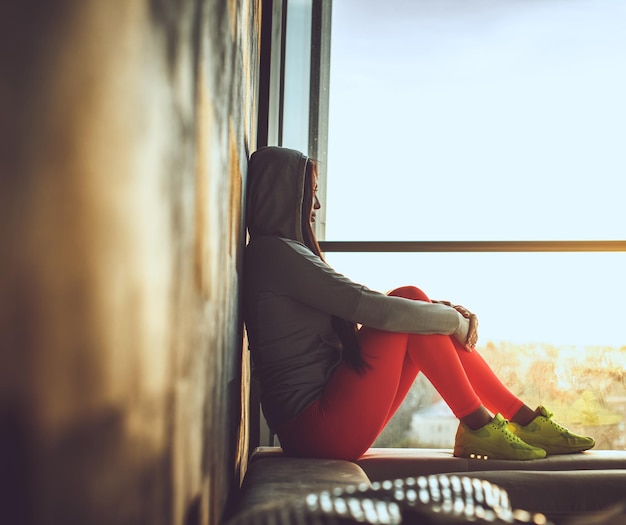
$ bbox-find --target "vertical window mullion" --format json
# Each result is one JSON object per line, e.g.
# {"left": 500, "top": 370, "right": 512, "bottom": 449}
{"left": 308, "top": 0, "right": 332, "bottom": 241}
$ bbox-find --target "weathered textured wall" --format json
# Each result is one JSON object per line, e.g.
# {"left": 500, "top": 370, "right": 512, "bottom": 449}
{"left": 0, "top": 1, "right": 259, "bottom": 524}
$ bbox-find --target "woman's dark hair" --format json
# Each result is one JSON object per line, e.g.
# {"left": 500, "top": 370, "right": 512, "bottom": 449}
{"left": 302, "top": 160, "right": 370, "bottom": 374}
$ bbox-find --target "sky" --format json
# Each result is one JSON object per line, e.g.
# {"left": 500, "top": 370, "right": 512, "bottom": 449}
{"left": 322, "top": 0, "right": 626, "bottom": 346}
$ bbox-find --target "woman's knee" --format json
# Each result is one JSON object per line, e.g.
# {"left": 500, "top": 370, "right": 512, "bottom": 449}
{"left": 387, "top": 285, "right": 430, "bottom": 302}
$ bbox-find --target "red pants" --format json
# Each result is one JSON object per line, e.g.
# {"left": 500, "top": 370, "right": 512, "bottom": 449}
{"left": 277, "top": 286, "right": 523, "bottom": 460}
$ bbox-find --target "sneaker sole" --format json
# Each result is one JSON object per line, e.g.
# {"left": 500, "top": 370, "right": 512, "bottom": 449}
{"left": 541, "top": 444, "right": 595, "bottom": 455}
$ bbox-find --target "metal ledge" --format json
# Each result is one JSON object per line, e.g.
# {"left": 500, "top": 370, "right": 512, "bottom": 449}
{"left": 319, "top": 240, "right": 626, "bottom": 253}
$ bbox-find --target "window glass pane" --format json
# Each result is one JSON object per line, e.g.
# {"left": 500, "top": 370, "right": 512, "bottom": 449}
{"left": 282, "top": 0, "right": 312, "bottom": 152}
{"left": 326, "top": 0, "right": 626, "bottom": 241}
{"left": 325, "top": 251, "right": 626, "bottom": 449}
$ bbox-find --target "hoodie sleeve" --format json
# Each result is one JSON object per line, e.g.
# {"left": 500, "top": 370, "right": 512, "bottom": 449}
{"left": 354, "top": 289, "right": 469, "bottom": 341}
{"left": 255, "top": 237, "right": 468, "bottom": 341}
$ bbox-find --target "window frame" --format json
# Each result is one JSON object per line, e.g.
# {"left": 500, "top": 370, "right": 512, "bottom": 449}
{"left": 254, "top": 0, "right": 626, "bottom": 450}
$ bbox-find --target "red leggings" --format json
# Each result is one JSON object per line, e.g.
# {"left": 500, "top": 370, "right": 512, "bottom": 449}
{"left": 277, "top": 286, "right": 523, "bottom": 460}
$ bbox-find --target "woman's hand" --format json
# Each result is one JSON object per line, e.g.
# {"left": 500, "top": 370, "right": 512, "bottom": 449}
{"left": 465, "top": 313, "right": 479, "bottom": 349}
{"left": 434, "top": 300, "right": 479, "bottom": 350}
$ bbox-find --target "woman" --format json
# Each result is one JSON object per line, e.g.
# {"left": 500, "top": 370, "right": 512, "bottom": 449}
{"left": 244, "top": 146, "right": 594, "bottom": 461}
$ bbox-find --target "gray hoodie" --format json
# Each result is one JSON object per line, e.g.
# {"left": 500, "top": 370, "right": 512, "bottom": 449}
{"left": 244, "top": 146, "right": 468, "bottom": 430}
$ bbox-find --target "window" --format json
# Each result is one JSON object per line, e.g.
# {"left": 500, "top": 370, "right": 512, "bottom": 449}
{"left": 322, "top": 0, "right": 626, "bottom": 449}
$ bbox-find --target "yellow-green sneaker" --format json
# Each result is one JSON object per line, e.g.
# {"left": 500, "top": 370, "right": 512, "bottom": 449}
{"left": 453, "top": 413, "right": 546, "bottom": 460}
{"left": 509, "top": 405, "right": 595, "bottom": 455}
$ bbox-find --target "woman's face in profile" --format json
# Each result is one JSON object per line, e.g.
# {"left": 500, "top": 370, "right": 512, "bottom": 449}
{"left": 310, "top": 172, "right": 321, "bottom": 223}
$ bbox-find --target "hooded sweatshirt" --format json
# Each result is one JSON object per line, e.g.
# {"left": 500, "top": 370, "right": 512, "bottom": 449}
{"left": 244, "top": 146, "right": 469, "bottom": 430}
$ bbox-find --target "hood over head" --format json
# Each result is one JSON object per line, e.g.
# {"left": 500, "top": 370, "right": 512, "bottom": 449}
{"left": 246, "top": 146, "right": 309, "bottom": 243}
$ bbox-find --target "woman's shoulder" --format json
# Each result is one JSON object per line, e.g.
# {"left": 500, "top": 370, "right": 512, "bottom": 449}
{"left": 247, "top": 236, "right": 322, "bottom": 271}
{"left": 249, "top": 235, "right": 309, "bottom": 253}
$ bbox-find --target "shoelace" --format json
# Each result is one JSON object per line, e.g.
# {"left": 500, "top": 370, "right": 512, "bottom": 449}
{"left": 493, "top": 416, "right": 529, "bottom": 444}
{"left": 539, "top": 407, "right": 569, "bottom": 433}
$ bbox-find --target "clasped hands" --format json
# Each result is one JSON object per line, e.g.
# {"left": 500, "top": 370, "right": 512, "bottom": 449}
{"left": 433, "top": 300, "right": 479, "bottom": 351}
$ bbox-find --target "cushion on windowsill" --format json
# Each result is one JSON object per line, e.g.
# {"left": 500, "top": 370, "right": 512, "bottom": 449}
{"left": 230, "top": 447, "right": 626, "bottom": 524}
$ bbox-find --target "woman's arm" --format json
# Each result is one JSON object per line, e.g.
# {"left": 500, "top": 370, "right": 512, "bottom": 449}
{"left": 254, "top": 237, "right": 473, "bottom": 348}
{"left": 354, "top": 290, "right": 472, "bottom": 349}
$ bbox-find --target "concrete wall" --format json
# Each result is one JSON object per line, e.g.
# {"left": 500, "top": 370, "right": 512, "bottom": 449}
{"left": 0, "top": 1, "right": 260, "bottom": 524}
